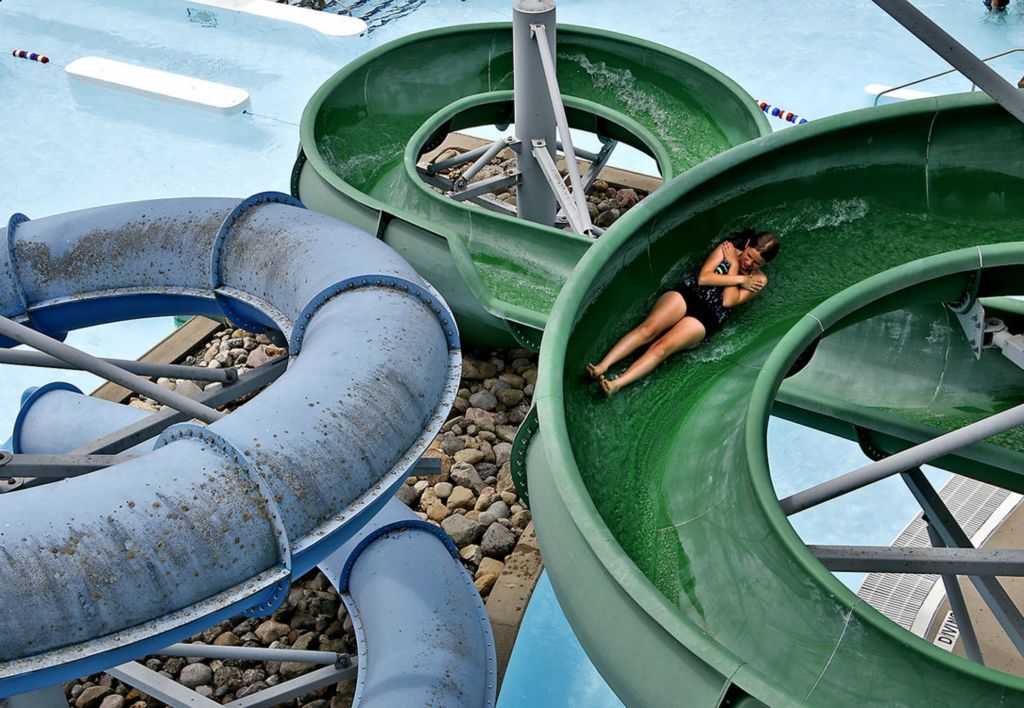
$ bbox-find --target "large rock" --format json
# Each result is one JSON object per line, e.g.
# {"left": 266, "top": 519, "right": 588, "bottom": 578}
{"left": 179, "top": 663, "right": 213, "bottom": 688}
{"left": 75, "top": 686, "right": 112, "bottom": 708}
{"left": 450, "top": 462, "right": 486, "bottom": 494}
{"left": 446, "top": 485, "right": 475, "bottom": 511}
{"left": 441, "top": 514, "right": 485, "bottom": 548}
{"left": 255, "top": 620, "right": 290, "bottom": 644}
{"left": 464, "top": 407, "right": 495, "bottom": 432}
{"left": 493, "top": 442, "right": 513, "bottom": 468}
{"left": 480, "top": 523, "right": 516, "bottom": 558}
{"left": 468, "top": 390, "right": 497, "bottom": 411}
{"left": 453, "top": 448, "right": 485, "bottom": 465}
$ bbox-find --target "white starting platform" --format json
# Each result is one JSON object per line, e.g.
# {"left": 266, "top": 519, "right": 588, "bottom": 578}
{"left": 191, "top": 0, "right": 367, "bottom": 36}
{"left": 865, "top": 83, "right": 938, "bottom": 102}
{"left": 65, "top": 57, "right": 250, "bottom": 115}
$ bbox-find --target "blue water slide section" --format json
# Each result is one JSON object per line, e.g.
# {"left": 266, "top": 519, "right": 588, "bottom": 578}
{"left": 318, "top": 498, "right": 497, "bottom": 708}
{"left": 0, "top": 196, "right": 467, "bottom": 699}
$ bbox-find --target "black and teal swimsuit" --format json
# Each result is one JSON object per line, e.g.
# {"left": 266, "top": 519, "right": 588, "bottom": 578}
{"left": 673, "top": 256, "right": 731, "bottom": 337}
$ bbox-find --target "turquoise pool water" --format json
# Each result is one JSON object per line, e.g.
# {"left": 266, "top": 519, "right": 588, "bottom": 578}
{"left": 1, "top": 0, "right": 1021, "bottom": 702}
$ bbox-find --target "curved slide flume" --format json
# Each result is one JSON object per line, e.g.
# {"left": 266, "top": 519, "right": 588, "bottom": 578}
{"left": 528, "top": 94, "right": 1024, "bottom": 705}
{"left": 0, "top": 196, "right": 493, "bottom": 705}
{"left": 294, "top": 23, "right": 769, "bottom": 346}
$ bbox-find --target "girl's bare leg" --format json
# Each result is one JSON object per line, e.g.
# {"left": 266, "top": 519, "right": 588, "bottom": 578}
{"left": 603, "top": 317, "right": 706, "bottom": 395}
{"left": 587, "top": 292, "right": 688, "bottom": 377}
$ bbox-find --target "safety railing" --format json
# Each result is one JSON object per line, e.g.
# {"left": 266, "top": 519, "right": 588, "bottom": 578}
{"left": 873, "top": 47, "right": 1024, "bottom": 105}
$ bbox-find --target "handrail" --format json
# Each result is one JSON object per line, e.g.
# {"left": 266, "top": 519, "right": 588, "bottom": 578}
{"left": 873, "top": 47, "right": 1024, "bottom": 105}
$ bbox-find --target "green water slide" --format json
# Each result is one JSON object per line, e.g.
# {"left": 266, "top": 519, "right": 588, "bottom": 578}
{"left": 526, "top": 93, "right": 1024, "bottom": 706}
{"left": 293, "top": 23, "right": 769, "bottom": 347}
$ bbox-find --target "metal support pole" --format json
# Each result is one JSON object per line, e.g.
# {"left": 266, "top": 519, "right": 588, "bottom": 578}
{"left": 449, "top": 173, "right": 521, "bottom": 201}
{"left": 69, "top": 357, "right": 287, "bottom": 456}
{"left": 531, "top": 21, "right": 594, "bottom": 235}
{"left": 0, "top": 685, "right": 68, "bottom": 708}
{"left": 157, "top": 642, "right": 348, "bottom": 666}
{"left": 0, "top": 451, "right": 134, "bottom": 479}
{"left": 925, "top": 522, "right": 984, "bottom": 664}
{"left": 513, "top": 0, "right": 558, "bottom": 226}
{"left": 902, "top": 468, "right": 1024, "bottom": 657}
{"left": 778, "top": 401, "right": 1024, "bottom": 515}
{"left": 531, "top": 141, "right": 588, "bottom": 234}
{"left": 454, "top": 136, "right": 515, "bottom": 189}
{"left": 871, "top": 0, "right": 1024, "bottom": 123}
{"left": 809, "top": 544, "right": 1024, "bottom": 576}
{"left": 0, "top": 316, "right": 224, "bottom": 424}
{"left": 427, "top": 142, "right": 500, "bottom": 174}
{"left": 0, "top": 347, "right": 236, "bottom": 383}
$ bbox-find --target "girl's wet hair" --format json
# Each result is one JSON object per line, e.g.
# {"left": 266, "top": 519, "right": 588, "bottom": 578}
{"left": 729, "top": 228, "right": 780, "bottom": 262}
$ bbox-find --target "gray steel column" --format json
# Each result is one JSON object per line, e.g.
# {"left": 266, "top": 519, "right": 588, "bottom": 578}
{"left": 513, "top": 0, "right": 557, "bottom": 226}
{"left": 925, "top": 523, "right": 984, "bottom": 665}
{"left": 872, "top": 0, "right": 1024, "bottom": 123}
{"left": 902, "top": 468, "right": 1024, "bottom": 657}
{"left": 779, "top": 400, "right": 1024, "bottom": 515}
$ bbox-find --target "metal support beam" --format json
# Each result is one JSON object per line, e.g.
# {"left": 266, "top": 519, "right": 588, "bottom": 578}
{"left": 0, "top": 348, "right": 236, "bottom": 383}
{"left": 902, "top": 468, "right": 1024, "bottom": 657}
{"left": 778, "top": 401, "right": 1024, "bottom": 515}
{"left": 531, "top": 22, "right": 593, "bottom": 235}
{"left": 512, "top": 0, "right": 558, "bottom": 226}
{"left": 426, "top": 142, "right": 499, "bottom": 175}
{"left": 108, "top": 662, "right": 222, "bottom": 707}
{"left": 469, "top": 193, "right": 518, "bottom": 216}
{"left": 0, "top": 451, "right": 134, "bottom": 479}
{"left": 157, "top": 642, "right": 348, "bottom": 666}
{"left": 531, "top": 141, "right": 587, "bottom": 234}
{"left": 579, "top": 139, "right": 618, "bottom": 194}
{"left": 925, "top": 522, "right": 984, "bottom": 664}
{"left": 0, "top": 316, "right": 224, "bottom": 424}
{"left": 69, "top": 358, "right": 287, "bottom": 456}
{"left": 449, "top": 173, "right": 521, "bottom": 202}
{"left": 809, "top": 544, "right": 1024, "bottom": 575}
{"left": 224, "top": 663, "right": 357, "bottom": 708}
{"left": 555, "top": 140, "right": 599, "bottom": 163}
{"left": 871, "top": 0, "right": 1024, "bottom": 124}
{"left": 453, "top": 136, "right": 515, "bottom": 189}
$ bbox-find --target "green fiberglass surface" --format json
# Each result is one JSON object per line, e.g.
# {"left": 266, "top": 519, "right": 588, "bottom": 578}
{"left": 296, "top": 23, "right": 768, "bottom": 345}
{"left": 531, "top": 94, "right": 1024, "bottom": 706}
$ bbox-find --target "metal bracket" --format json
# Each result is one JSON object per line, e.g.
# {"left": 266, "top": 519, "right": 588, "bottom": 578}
{"left": 945, "top": 255, "right": 984, "bottom": 359}
{"left": 449, "top": 173, "right": 521, "bottom": 202}
{"left": 505, "top": 319, "right": 542, "bottom": 351}
{"left": 509, "top": 405, "right": 539, "bottom": 507}
{"left": 373, "top": 210, "right": 393, "bottom": 241}
{"left": 531, "top": 140, "right": 588, "bottom": 235}
{"left": 211, "top": 192, "right": 305, "bottom": 333}
{"left": 337, "top": 519, "right": 459, "bottom": 592}
{"left": 290, "top": 274, "right": 460, "bottom": 354}
{"left": 289, "top": 146, "right": 307, "bottom": 198}
{"left": 155, "top": 424, "right": 292, "bottom": 616}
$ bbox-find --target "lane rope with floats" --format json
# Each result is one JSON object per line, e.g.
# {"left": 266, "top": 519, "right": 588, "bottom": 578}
{"left": 757, "top": 99, "right": 809, "bottom": 124}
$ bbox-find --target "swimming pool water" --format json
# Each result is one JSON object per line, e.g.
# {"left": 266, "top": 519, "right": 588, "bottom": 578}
{"left": 1, "top": 0, "right": 1021, "bottom": 700}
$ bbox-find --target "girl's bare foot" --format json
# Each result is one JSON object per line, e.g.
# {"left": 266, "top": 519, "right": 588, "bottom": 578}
{"left": 586, "top": 362, "right": 604, "bottom": 379}
{"left": 599, "top": 376, "right": 617, "bottom": 398}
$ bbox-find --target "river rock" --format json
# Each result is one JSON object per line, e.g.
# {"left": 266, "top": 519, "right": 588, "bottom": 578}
{"left": 488, "top": 500, "right": 511, "bottom": 520}
{"left": 496, "top": 388, "right": 524, "bottom": 407}
{"left": 450, "top": 462, "right": 486, "bottom": 493}
{"left": 446, "top": 485, "right": 475, "bottom": 510}
{"left": 496, "top": 425, "right": 518, "bottom": 444}
{"left": 99, "top": 696, "right": 125, "bottom": 708}
{"left": 464, "top": 407, "right": 495, "bottom": 432}
{"left": 459, "top": 544, "right": 483, "bottom": 565}
{"left": 426, "top": 501, "right": 450, "bottom": 522}
{"left": 474, "top": 573, "right": 498, "bottom": 595}
{"left": 213, "top": 666, "right": 244, "bottom": 690}
{"left": 433, "top": 481, "right": 453, "bottom": 499}
{"left": 453, "top": 448, "right": 485, "bottom": 465}
{"left": 179, "top": 663, "right": 213, "bottom": 688}
{"left": 468, "top": 390, "right": 497, "bottom": 411}
{"left": 76, "top": 686, "right": 112, "bottom": 708}
{"left": 477, "top": 557, "right": 505, "bottom": 578}
{"left": 255, "top": 620, "right": 290, "bottom": 644}
{"left": 441, "top": 515, "right": 485, "bottom": 547}
{"left": 440, "top": 433, "right": 465, "bottom": 456}
{"left": 493, "top": 442, "right": 513, "bottom": 467}
{"left": 395, "top": 483, "right": 419, "bottom": 507}
{"left": 480, "top": 523, "right": 516, "bottom": 558}
{"left": 462, "top": 359, "right": 499, "bottom": 380}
